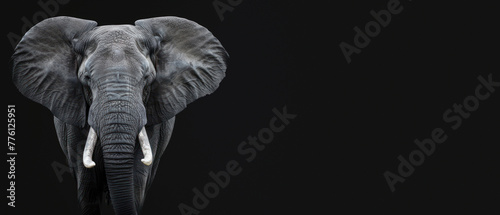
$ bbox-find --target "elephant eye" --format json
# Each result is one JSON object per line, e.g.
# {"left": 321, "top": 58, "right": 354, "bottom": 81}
{"left": 142, "top": 64, "right": 155, "bottom": 85}
{"left": 79, "top": 73, "right": 91, "bottom": 86}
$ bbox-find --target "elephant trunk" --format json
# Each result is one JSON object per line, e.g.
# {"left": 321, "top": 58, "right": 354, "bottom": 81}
{"left": 87, "top": 81, "right": 147, "bottom": 215}
{"left": 100, "top": 119, "right": 137, "bottom": 215}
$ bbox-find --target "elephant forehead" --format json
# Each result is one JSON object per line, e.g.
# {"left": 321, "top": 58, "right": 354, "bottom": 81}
{"left": 93, "top": 25, "right": 140, "bottom": 45}
{"left": 90, "top": 25, "right": 147, "bottom": 63}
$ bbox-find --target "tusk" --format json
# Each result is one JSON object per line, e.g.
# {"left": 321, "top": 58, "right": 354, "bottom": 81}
{"left": 83, "top": 127, "right": 98, "bottom": 168}
{"left": 139, "top": 127, "right": 153, "bottom": 165}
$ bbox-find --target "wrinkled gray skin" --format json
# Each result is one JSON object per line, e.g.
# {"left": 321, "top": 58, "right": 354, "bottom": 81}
{"left": 11, "top": 16, "right": 228, "bottom": 215}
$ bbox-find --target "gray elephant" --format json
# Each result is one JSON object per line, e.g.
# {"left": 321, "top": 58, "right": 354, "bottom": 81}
{"left": 11, "top": 16, "right": 228, "bottom": 215}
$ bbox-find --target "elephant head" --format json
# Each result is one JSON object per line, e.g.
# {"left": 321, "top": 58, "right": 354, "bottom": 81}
{"left": 11, "top": 16, "right": 228, "bottom": 214}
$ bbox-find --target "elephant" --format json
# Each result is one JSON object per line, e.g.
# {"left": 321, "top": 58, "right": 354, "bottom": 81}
{"left": 11, "top": 16, "right": 228, "bottom": 215}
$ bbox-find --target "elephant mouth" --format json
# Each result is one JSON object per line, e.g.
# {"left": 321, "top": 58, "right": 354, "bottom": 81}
{"left": 83, "top": 126, "right": 152, "bottom": 168}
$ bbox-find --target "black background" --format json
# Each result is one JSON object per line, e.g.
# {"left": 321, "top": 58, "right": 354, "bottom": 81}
{"left": 3, "top": 0, "right": 499, "bottom": 214}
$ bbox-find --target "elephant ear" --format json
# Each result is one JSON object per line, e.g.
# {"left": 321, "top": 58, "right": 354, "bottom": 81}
{"left": 11, "top": 16, "right": 97, "bottom": 128}
{"left": 135, "top": 16, "right": 229, "bottom": 125}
